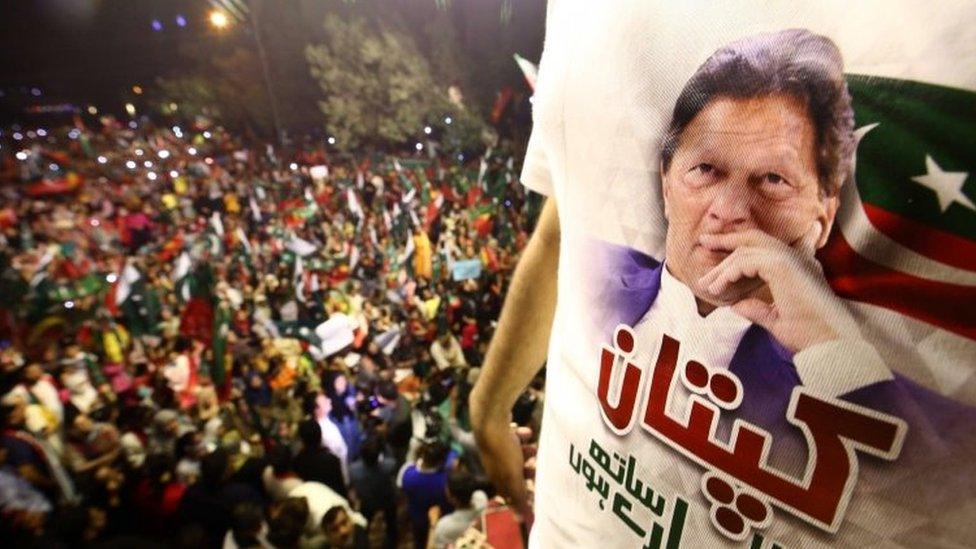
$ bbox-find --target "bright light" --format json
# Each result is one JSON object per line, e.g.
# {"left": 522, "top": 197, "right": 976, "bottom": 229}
{"left": 204, "top": 157, "right": 214, "bottom": 165}
{"left": 135, "top": 149, "right": 144, "bottom": 156}
{"left": 125, "top": 103, "right": 136, "bottom": 116}
{"left": 172, "top": 126, "right": 183, "bottom": 138}
{"left": 209, "top": 10, "right": 229, "bottom": 29}
{"left": 187, "top": 147, "right": 197, "bottom": 155}
{"left": 175, "top": 15, "right": 187, "bottom": 28}
{"left": 106, "top": 273, "right": 118, "bottom": 283}
{"left": 424, "top": 126, "right": 432, "bottom": 135}
{"left": 289, "top": 162, "right": 298, "bottom": 171}
{"left": 457, "top": 153, "right": 464, "bottom": 162}
{"left": 67, "top": 129, "right": 80, "bottom": 139}
{"left": 158, "top": 150, "right": 170, "bottom": 159}
{"left": 64, "top": 300, "right": 75, "bottom": 309}
{"left": 147, "top": 172, "right": 158, "bottom": 181}
{"left": 87, "top": 105, "right": 98, "bottom": 115}
{"left": 49, "top": 163, "right": 59, "bottom": 171}
{"left": 169, "top": 170, "right": 179, "bottom": 178}
{"left": 97, "top": 156, "right": 108, "bottom": 164}
{"left": 169, "top": 102, "right": 178, "bottom": 112}
{"left": 31, "top": 87, "right": 41, "bottom": 97}
{"left": 128, "top": 121, "right": 138, "bottom": 129}
{"left": 15, "top": 151, "right": 27, "bottom": 161}
{"left": 126, "top": 160, "right": 137, "bottom": 169}
{"left": 132, "top": 85, "right": 143, "bottom": 95}
{"left": 12, "top": 132, "right": 23, "bottom": 140}
{"left": 203, "top": 131, "right": 212, "bottom": 139}
{"left": 310, "top": 165, "right": 328, "bottom": 179}
{"left": 327, "top": 136, "right": 336, "bottom": 145}
{"left": 415, "top": 142, "right": 423, "bottom": 151}
{"left": 36, "top": 128, "right": 47, "bottom": 137}
{"left": 444, "top": 116, "right": 453, "bottom": 125}
{"left": 91, "top": 219, "right": 100, "bottom": 227}
{"left": 143, "top": 160, "right": 153, "bottom": 168}
{"left": 151, "top": 20, "right": 162, "bottom": 32}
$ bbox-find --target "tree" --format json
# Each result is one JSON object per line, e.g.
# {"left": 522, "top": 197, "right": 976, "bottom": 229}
{"left": 305, "top": 15, "right": 445, "bottom": 150}
{"left": 154, "top": 76, "right": 221, "bottom": 122}
{"left": 156, "top": 45, "right": 275, "bottom": 135}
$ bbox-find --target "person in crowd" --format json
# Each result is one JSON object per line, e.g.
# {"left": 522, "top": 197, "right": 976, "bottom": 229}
{"left": 430, "top": 470, "right": 486, "bottom": 549}
{"left": 223, "top": 501, "right": 271, "bottom": 549}
{"left": 430, "top": 331, "right": 467, "bottom": 371}
{"left": 293, "top": 419, "right": 347, "bottom": 498}
{"left": 321, "top": 505, "right": 369, "bottom": 549}
{"left": 398, "top": 440, "right": 455, "bottom": 548}
{"left": 374, "top": 379, "right": 413, "bottom": 465}
{"left": 349, "top": 436, "right": 398, "bottom": 548}
{"left": 323, "top": 370, "right": 362, "bottom": 464}
{"left": 266, "top": 496, "right": 311, "bottom": 548}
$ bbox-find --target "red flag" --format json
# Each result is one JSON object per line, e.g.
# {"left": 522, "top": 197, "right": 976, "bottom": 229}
{"left": 180, "top": 297, "right": 214, "bottom": 345}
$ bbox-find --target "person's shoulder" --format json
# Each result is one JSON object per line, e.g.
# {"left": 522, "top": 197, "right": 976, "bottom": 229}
{"left": 431, "top": 517, "right": 453, "bottom": 548}
{"left": 288, "top": 480, "right": 338, "bottom": 500}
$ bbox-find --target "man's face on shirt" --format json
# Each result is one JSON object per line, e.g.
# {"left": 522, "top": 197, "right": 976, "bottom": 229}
{"left": 661, "top": 93, "right": 838, "bottom": 309}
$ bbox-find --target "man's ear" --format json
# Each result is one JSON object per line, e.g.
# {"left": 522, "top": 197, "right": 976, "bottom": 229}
{"left": 817, "top": 194, "right": 840, "bottom": 249}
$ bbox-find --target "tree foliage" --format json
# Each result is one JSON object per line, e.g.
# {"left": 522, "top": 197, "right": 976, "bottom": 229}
{"left": 306, "top": 15, "right": 445, "bottom": 150}
{"left": 156, "top": 45, "right": 274, "bottom": 135}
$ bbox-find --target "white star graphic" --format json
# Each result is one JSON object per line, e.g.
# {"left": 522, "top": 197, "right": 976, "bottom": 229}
{"left": 910, "top": 155, "right": 974, "bottom": 213}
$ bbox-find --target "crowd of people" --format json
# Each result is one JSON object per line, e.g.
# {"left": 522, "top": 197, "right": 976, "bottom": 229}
{"left": 0, "top": 115, "right": 546, "bottom": 548}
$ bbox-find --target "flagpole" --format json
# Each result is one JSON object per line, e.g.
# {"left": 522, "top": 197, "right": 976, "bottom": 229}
{"left": 247, "top": 0, "right": 284, "bottom": 146}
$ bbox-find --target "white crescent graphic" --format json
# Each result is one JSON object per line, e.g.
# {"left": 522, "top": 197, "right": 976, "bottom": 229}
{"left": 836, "top": 124, "right": 976, "bottom": 286}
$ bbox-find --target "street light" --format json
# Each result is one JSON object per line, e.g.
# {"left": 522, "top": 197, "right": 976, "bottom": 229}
{"left": 207, "top": 2, "right": 282, "bottom": 146}
{"left": 209, "top": 10, "right": 229, "bottom": 29}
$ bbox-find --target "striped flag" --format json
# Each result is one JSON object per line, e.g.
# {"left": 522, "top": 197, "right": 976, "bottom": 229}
{"left": 347, "top": 188, "right": 364, "bottom": 219}
{"left": 817, "top": 73, "right": 976, "bottom": 394}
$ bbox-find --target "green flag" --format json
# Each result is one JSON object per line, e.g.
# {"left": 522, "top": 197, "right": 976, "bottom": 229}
{"left": 819, "top": 74, "right": 976, "bottom": 340}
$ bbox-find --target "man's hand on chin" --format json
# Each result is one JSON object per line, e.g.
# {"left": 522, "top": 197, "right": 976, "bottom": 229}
{"left": 695, "top": 224, "right": 859, "bottom": 354}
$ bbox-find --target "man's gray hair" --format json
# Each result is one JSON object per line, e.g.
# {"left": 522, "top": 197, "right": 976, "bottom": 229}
{"left": 660, "top": 29, "right": 855, "bottom": 196}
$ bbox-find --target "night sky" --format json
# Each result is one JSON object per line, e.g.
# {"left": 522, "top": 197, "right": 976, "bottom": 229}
{"left": 0, "top": 0, "right": 546, "bottom": 124}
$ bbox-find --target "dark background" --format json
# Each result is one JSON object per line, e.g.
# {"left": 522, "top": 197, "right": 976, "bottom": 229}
{"left": 0, "top": 0, "right": 546, "bottom": 132}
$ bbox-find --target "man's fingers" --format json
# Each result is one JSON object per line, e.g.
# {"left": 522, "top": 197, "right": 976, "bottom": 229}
{"left": 698, "top": 246, "right": 759, "bottom": 290}
{"left": 731, "top": 298, "right": 777, "bottom": 328}
{"left": 698, "top": 229, "right": 778, "bottom": 253}
{"left": 702, "top": 248, "right": 764, "bottom": 297}
{"left": 794, "top": 221, "right": 822, "bottom": 256}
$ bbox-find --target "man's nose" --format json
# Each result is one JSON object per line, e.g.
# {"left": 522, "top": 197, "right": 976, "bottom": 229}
{"left": 706, "top": 180, "right": 752, "bottom": 229}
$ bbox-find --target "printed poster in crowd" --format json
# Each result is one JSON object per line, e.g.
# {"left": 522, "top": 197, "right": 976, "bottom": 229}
{"left": 453, "top": 259, "right": 483, "bottom": 282}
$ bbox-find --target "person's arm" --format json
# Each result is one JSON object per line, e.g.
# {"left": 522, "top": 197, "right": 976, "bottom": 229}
{"left": 470, "top": 198, "right": 559, "bottom": 517}
{"left": 69, "top": 446, "right": 121, "bottom": 475}
{"left": 426, "top": 506, "right": 443, "bottom": 549}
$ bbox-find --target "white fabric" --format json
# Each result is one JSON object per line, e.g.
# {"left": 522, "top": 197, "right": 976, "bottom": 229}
{"left": 524, "top": 1, "right": 976, "bottom": 548}
{"left": 287, "top": 481, "right": 366, "bottom": 535}
{"left": 318, "top": 416, "right": 349, "bottom": 483}
{"left": 315, "top": 314, "right": 356, "bottom": 357}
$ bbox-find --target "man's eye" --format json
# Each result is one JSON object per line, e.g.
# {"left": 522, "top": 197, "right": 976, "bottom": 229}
{"left": 692, "top": 163, "right": 714, "bottom": 174}
{"left": 762, "top": 173, "right": 787, "bottom": 185}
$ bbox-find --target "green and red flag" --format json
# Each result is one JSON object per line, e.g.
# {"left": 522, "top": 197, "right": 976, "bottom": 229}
{"left": 819, "top": 75, "right": 976, "bottom": 341}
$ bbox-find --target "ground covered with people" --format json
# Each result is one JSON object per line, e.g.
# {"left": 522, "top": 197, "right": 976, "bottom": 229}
{"left": 0, "top": 117, "right": 546, "bottom": 548}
